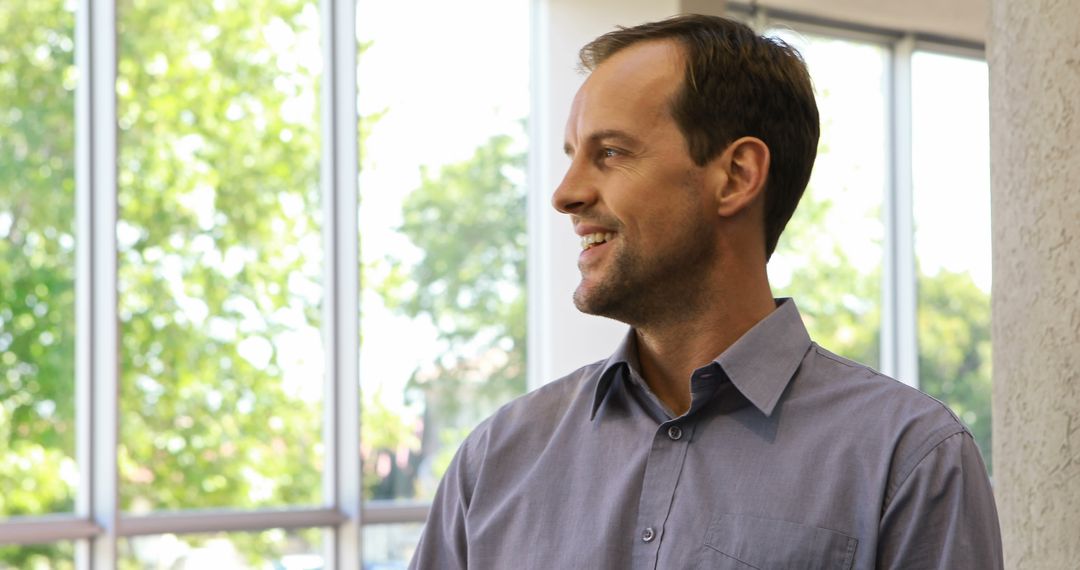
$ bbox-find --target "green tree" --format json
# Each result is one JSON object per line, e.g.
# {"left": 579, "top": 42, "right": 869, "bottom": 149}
{"left": 113, "top": 0, "right": 325, "bottom": 516}
{"left": 374, "top": 132, "right": 527, "bottom": 498}
{"left": 0, "top": 0, "right": 385, "bottom": 566}
{"left": 917, "top": 268, "right": 992, "bottom": 469}
{"left": 773, "top": 192, "right": 881, "bottom": 368}
{"left": 0, "top": 2, "right": 78, "bottom": 567}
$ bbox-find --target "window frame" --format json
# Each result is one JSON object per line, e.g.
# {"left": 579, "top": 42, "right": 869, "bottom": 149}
{"left": 0, "top": 0, "right": 418, "bottom": 565}
{"left": 728, "top": 2, "right": 986, "bottom": 388}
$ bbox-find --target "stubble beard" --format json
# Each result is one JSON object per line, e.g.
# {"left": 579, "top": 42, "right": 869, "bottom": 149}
{"left": 573, "top": 215, "right": 717, "bottom": 329}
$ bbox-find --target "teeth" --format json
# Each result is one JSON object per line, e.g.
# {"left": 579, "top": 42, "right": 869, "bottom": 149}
{"left": 580, "top": 232, "right": 614, "bottom": 250}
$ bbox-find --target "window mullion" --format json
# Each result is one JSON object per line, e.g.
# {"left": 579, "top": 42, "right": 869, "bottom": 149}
{"left": 882, "top": 34, "right": 919, "bottom": 388}
{"left": 320, "top": 0, "right": 361, "bottom": 566}
{"left": 117, "top": 509, "right": 345, "bottom": 537}
{"left": 75, "top": 0, "right": 119, "bottom": 567}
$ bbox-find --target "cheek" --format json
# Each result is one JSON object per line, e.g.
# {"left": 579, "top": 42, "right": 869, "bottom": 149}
{"left": 611, "top": 165, "right": 708, "bottom": 241}
{"left": 652, "top": 200, "right": 713, "bottom": 252}
{"left": 642, "top": 192, "right": 703, "bottom": 229}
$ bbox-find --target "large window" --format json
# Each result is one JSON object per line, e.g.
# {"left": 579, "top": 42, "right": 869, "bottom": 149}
{"left": 0, "top": 0, "right": 528, "bottom": 566}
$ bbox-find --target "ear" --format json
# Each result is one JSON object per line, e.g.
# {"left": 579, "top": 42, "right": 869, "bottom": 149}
{"left": 708, "top": 136, "right": 770, "bottom": 218}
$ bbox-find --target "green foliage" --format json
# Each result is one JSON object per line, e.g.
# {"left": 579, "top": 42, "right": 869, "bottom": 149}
{"left": 0, "top": 543, "right": 74, "bottom": 570}
{"left": 0, "top": 0, "right": 78, "bottom": 521}
{"left": 774, "top": 194, "right": 880, "bottom": 368}
{"left": 1, "top": 0, "right": 346, "bottom": 564}
{"left": 114, "top": 528, "right": 321, "bottom": 570}
{"left": 917, "top": 268, "right": 993, "bottom": 470}
{"left": 0, "top": 3, "right": 78, "bottom": 565}
{"left": 360, "top": 387, "right": 421, "bottom": 500}
{"left": 374, "top": 133, "right": 527, "bottom": 497}
{"left": 114, "top": 0, "right": 324, "bottom": 514}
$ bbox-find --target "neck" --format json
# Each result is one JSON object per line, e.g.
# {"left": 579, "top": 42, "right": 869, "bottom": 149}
{"left": 634, "top": 261, "right": 775, "bottom": 416}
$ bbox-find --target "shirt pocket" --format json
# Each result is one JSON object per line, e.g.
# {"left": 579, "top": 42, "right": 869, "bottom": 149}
{"left": 698, "top": 513, "right": 858, "bottom": 570}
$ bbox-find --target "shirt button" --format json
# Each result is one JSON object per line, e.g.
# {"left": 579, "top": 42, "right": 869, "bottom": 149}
{"left": 642, "top": 527, "right": 656, "bottom": 543}
{"left": 667, "top": 425, "right": 683, "bottom": 441}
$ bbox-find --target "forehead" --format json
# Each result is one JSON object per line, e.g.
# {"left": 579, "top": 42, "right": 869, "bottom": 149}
{"left": 566, "top": 40, "right": 685, "bottom": 142}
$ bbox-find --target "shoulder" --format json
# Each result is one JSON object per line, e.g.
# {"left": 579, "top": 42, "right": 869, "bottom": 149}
{"left": 796, "top": 343, "right": 973, "bottom": 487}
{"left": 801, "top": 342, "right": 967, "bottom": 434}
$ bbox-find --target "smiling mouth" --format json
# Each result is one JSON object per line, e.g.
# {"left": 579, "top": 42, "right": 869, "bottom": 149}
{"left": 580, "top": 232, "right": 615, "bottom": 251}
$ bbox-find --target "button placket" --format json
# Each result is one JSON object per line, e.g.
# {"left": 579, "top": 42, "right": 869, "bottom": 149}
{"left": 632, "top": 420, "right": 696, "bottom": 568}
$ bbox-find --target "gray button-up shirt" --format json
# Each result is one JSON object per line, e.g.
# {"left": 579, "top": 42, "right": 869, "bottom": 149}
{"left": 410, "top": 299, "right": 1003, "bottom": 569}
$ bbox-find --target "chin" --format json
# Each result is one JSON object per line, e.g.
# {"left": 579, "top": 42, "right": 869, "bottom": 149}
{"left": 572, "top": 282, "right": 633, "bottom": 323}
{"left": 571, "top": 284, "right": 596, "bottom": 314}
{"left": 572, "top": 282, "right": 606, "bottom": 316}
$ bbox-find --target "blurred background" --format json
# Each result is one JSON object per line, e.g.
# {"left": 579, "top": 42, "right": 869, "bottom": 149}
{"left": 0, "top": 0, "right": 991, "bottom": 567}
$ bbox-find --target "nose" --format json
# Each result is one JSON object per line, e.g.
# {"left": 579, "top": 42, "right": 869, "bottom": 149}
{"left": 551, "top": 160, "right": 596, "bottom": 215}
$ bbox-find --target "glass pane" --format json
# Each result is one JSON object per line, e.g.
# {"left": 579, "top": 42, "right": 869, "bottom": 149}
{"left": 118, "top": 528, "right": 323, "bottom": 570}
{"left": 0, "top": 1, "right": 77, "bottom": 517}
{"left": 766, "top": 30, "right": 887, "bottom": 368}
{"left": 363, "top": 524, "right": 422, "bottom": 569}
{"left": 357, "top": 0, "right": 530, "bottom": 501}
{"left": 116, "top": 0, "right": 325, "bottom": 512}
{"left": 0, "top": 541, "right": 74, "bottom": 570}
{"left": 912, "top": 51, "right": 992, "bottom": 468}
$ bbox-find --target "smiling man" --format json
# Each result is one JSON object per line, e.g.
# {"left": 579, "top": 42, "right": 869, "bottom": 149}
{"left": 410, "top": 14, "right": 1002, "bottom": 570}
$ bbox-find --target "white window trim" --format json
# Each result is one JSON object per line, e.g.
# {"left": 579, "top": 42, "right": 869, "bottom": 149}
{"left": 75, "top": 0, "right": 119, "bottom": 566}
{"left": 320, "top": 0, "right": 362, "bottom": 566}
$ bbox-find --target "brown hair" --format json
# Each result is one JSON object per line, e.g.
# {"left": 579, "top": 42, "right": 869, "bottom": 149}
{"left": 580, "top": 14, "right": 820, "bottom": 259}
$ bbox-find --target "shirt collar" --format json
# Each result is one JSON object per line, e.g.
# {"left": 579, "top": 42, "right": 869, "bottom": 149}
{"left": 590, "top": 298, "right": 812, "bottom": 420}
{"left": 589, "top": 331, "right": 636, "bottom": 420}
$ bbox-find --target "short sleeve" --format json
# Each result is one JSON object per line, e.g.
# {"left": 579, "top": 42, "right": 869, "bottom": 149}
{"left": 877, "top": 431, "right": 1004, "bottom": 569}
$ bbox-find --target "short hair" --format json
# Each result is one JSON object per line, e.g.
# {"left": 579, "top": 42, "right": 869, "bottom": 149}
{"left": 580, "top": 14, "right": 820, "bottom": 259}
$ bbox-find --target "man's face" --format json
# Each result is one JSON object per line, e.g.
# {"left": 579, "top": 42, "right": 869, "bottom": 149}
{"left": 553, "top": 40, "right": 719, "bottom": 326}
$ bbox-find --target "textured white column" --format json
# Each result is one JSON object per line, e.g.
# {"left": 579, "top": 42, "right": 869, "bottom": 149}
{"left": 989, "top": 0, "right": 1080, "bottom": 567}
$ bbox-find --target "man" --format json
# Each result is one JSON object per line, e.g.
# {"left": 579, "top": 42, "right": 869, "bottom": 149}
{"left": 410, "top": 14, "right": 1002, "bottom": 569}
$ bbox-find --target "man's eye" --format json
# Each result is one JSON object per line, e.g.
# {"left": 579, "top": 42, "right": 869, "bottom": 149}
{"left": 601, "top": 148, "right": 619, "bottom": 158}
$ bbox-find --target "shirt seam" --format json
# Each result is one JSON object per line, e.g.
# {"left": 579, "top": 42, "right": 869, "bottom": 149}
{"left": 814, "top": 345, "right": 973, "bottom": 435}
{"left": 883, "top": 428, "right": 969, "bottom": 508}
{"left": 815, "top": 346, "right": 968, "bottom": 416}
{"left": 813, "top": 346, "right": 877, "bottom": 372}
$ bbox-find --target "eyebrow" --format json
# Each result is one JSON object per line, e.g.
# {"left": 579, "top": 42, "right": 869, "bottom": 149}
{"left": 564, "top": 129, "right": 641, "bottom": 157}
